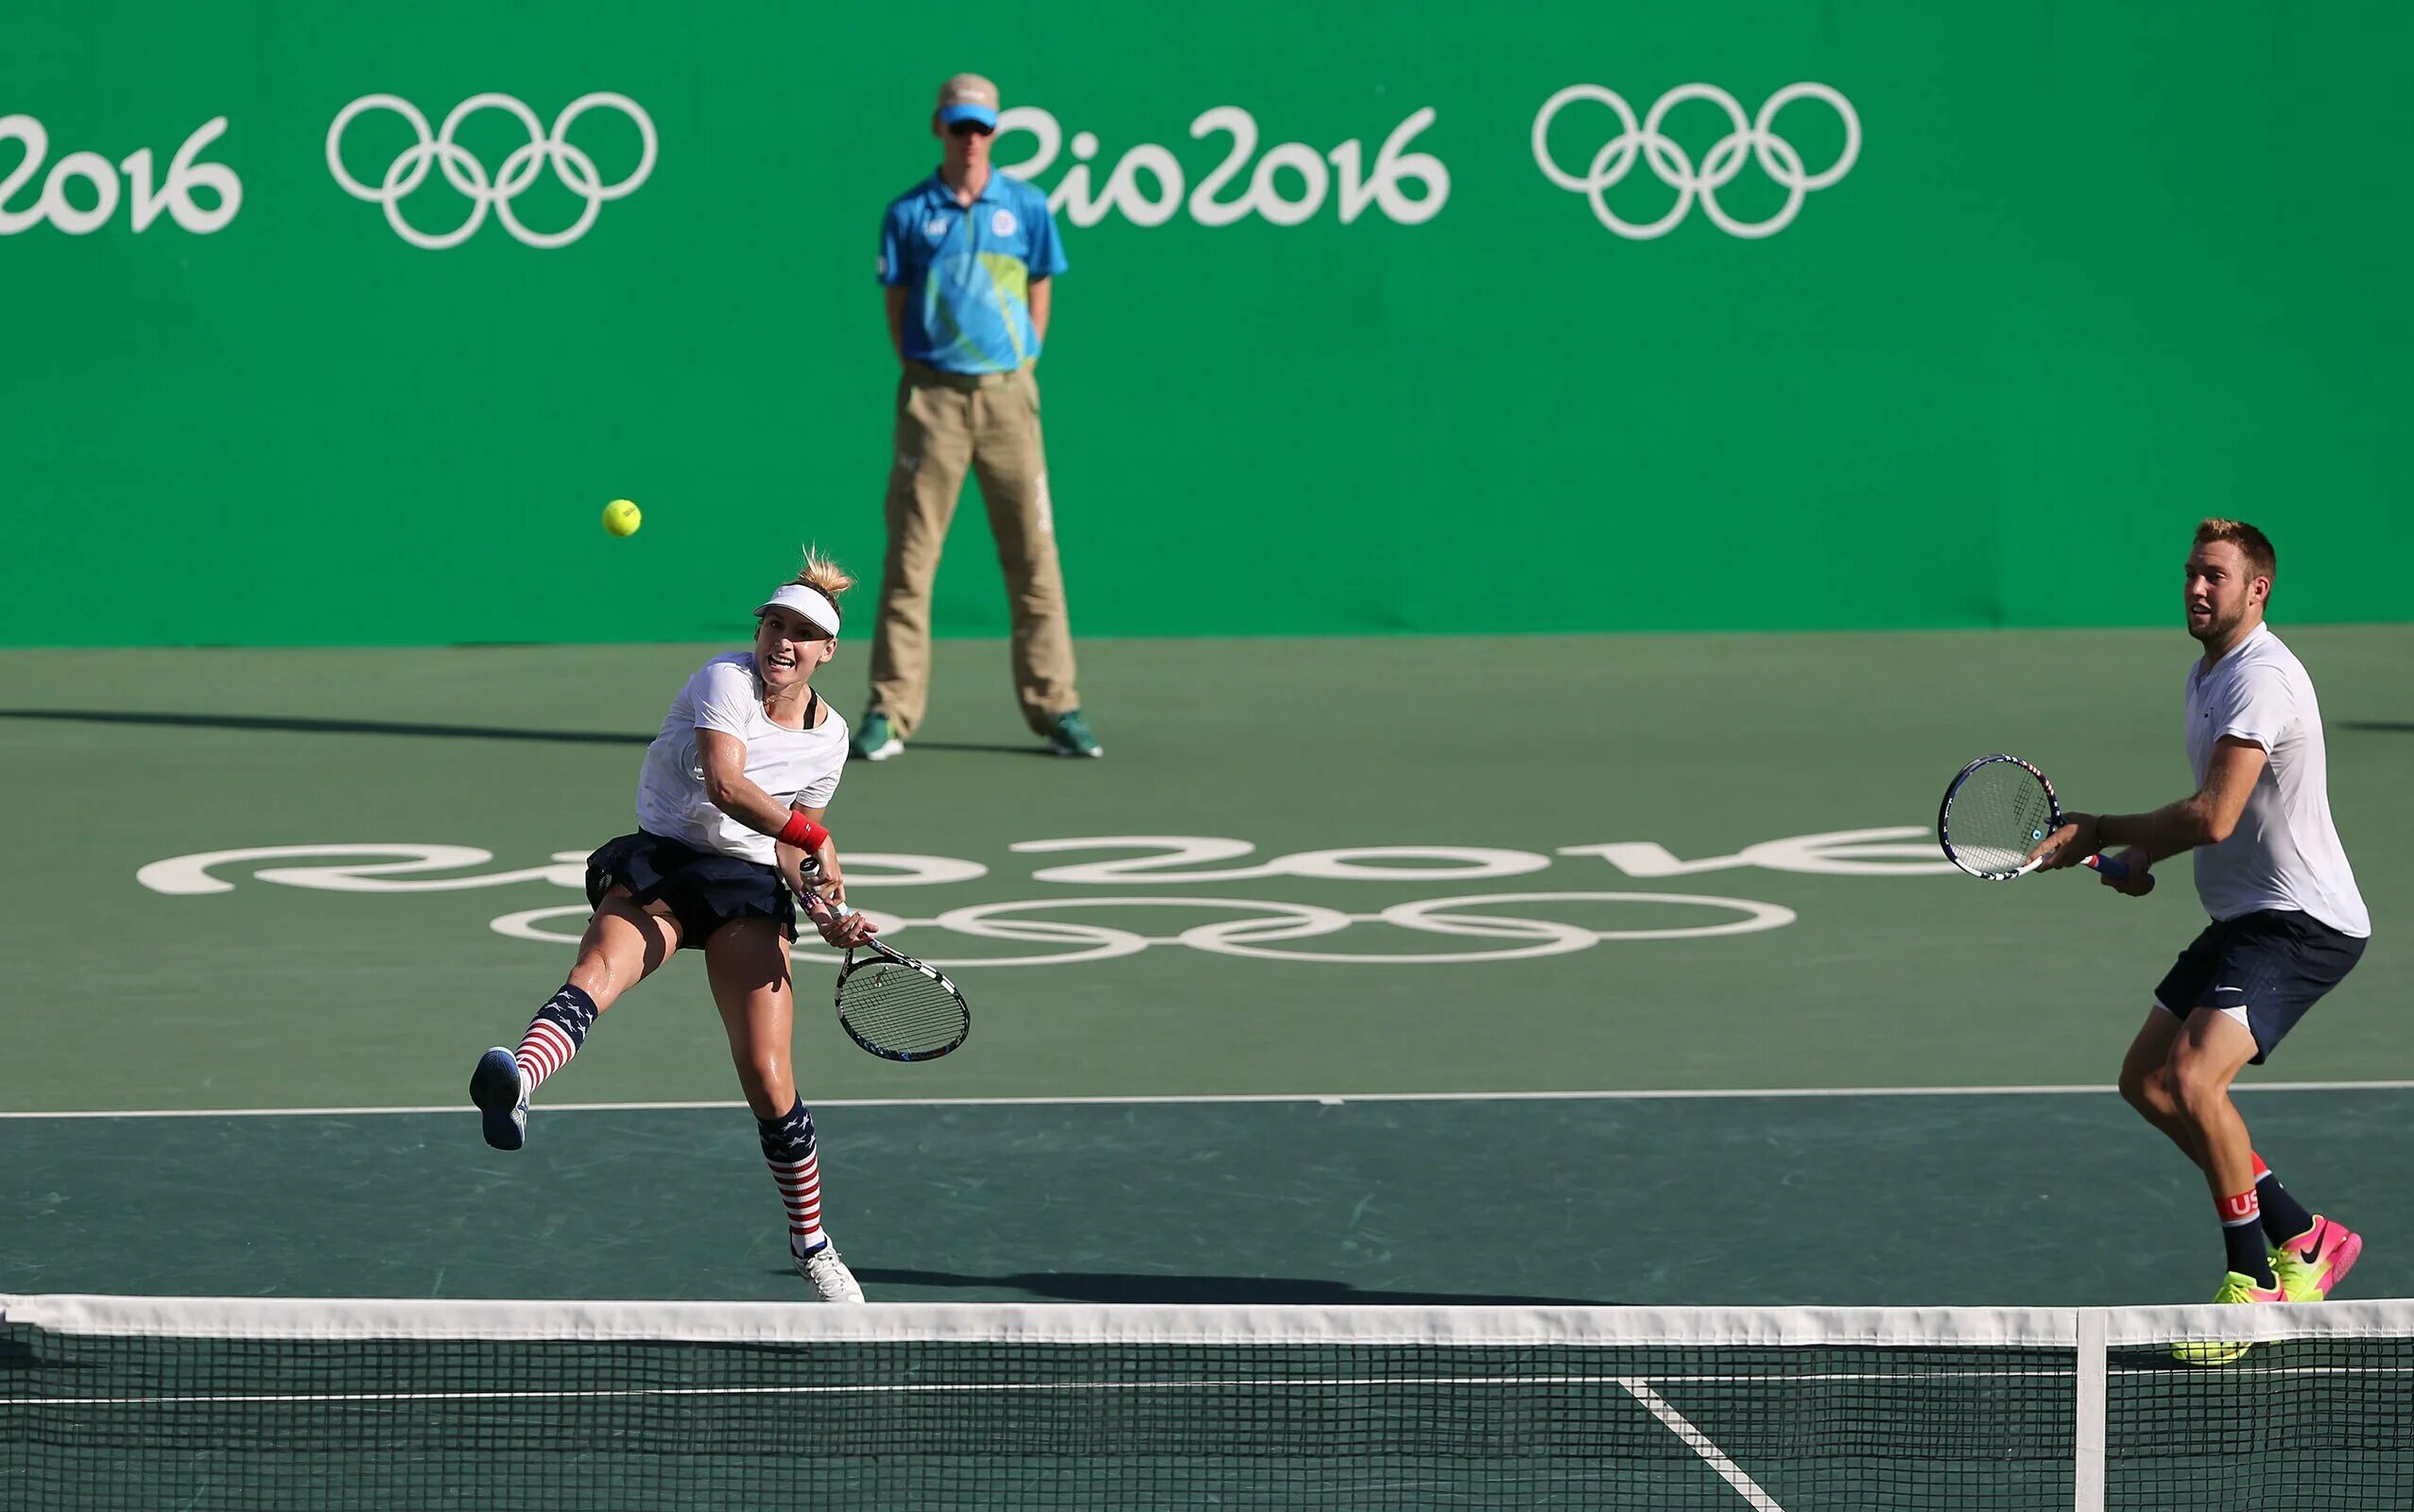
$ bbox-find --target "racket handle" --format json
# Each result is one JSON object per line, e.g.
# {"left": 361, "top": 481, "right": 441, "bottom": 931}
{"left": 828, "top": 902, "right": 856, "bottom": 919}
{"left": 2083, "top": 851, "right": 2129, "bottom": 880}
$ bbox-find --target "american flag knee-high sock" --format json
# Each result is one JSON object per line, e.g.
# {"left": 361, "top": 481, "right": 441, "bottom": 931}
{"left": 759, "top": 1099, "right": 826, "bottom": 1255}
{"left": 515, "top": 985, "right": 598, "bottom": 1094}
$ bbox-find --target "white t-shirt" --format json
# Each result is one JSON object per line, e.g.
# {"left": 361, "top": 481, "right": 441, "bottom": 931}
{"left": 634, "top": 653, "right": 849, "bottom": 866}
{"left": 2183, "top": 624, "right": 2368, "bottom": 937}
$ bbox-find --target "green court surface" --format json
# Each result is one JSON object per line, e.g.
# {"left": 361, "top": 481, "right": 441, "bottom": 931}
{"left": 3, "top": 627, "right": 2409, "bottom": 1309}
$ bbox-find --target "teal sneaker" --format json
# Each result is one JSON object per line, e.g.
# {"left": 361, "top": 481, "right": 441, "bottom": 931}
{"left": 1044, "top": 709, "right": 1103, "bottom": 758}
{"left": 851, "top": 711, "right": 903, "bottom": 762}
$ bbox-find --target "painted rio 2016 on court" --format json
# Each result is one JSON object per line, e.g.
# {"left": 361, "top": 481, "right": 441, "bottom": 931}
{"left": 139, "top": 827, "right": 1946, "bottom": 967}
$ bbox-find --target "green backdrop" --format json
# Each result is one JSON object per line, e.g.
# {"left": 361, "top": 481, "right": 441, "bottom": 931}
{"left": 3, "top": 2, "right": 2405, "bottom": 645}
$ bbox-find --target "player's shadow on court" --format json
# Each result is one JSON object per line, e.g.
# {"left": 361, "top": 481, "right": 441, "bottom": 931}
{"left": 850, "top": 740, "right": 1057, "bottom": 759}
{"left": 2, "top": 710, "right": 1076, "bottom": 758}
{"left": 0, "top": 709, "right": 654, "bottom": 747}
{"left": 843, "top": 1268, "right": 1603, "bottom": 1306}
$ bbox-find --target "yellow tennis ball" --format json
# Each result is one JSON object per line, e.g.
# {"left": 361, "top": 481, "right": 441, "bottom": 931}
{"left": 602, "top": 498, "right": 642, "bottom": 537}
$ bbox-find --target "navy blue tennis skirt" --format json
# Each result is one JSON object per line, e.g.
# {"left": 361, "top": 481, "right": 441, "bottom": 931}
{"left": 585, "top": 831, "right": 798, "bottom": 945}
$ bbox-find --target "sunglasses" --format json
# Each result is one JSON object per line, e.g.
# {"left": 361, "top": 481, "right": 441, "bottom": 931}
{"left": 947, "top": 120, "right": 994, "bottom": 138}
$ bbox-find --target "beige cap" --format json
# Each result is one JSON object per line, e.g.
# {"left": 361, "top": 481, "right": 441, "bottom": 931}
{"left": 935, "top": 73, "right": 1001, "bottom": 129}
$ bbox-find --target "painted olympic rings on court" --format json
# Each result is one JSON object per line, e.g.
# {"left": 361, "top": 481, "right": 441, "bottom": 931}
{"left": 488, "top": 891, "right": 1798, "bottom": 965}
{"left": 1530, "top": 82, "right": 1858, "bottom": 239}
{"left": 325, "top": 93, "right": 656, "bottom": 249}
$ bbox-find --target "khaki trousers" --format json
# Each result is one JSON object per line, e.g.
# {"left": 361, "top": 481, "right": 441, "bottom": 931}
{"left": 867, "top": 361, "right": 1079, "bottom": 738}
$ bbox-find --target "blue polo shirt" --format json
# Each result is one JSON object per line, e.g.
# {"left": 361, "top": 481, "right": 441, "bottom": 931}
{"left": 878, "top": 171, "right": 1067, "bottom": 375}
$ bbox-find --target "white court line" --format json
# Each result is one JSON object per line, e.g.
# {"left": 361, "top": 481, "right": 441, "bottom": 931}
{"left": 2, "top": 1081, "right": 2409, "bottom": 1121}
{"left": 0, "top": 1369, "right": 2052, "bottom": 1409}
{"left": 1, "top": 1364, "right": 2141, "bottom": 1410}
{"left": 1622, "top": 1380, "right": 1789, "bottom": 1511}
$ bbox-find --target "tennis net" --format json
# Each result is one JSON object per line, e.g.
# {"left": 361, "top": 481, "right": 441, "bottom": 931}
{"left": 5, "top": 1294, "right": 2409, "bottom": 1509}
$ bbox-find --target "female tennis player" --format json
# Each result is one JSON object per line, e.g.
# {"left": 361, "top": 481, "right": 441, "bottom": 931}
{"left": 468, "top": 550, "right": 879, "bottom": 1302}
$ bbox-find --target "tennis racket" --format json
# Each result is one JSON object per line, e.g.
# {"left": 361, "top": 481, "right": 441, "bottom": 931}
{"left": 822, "top": 903, "right": 971, "bottom": 1062}
{"left": 1936, "top": 754, "right": 2149, "bottom": 888}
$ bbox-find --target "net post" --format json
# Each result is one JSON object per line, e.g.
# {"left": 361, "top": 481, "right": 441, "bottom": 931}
{"left": 2072, "top": 1306, "right": 2106, "bottom": 1512}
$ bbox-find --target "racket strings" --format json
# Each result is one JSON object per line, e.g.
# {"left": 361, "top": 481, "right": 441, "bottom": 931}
{"left": 838, "top": 959, "right": 966, "bottom": 1056}
{"left": 1947, "top": 762, "right": 2058, "bottom": 876}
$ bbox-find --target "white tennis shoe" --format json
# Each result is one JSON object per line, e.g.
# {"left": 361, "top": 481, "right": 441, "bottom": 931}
{"left": 794, "top": 1239, "right": 866, "bottom": 1302}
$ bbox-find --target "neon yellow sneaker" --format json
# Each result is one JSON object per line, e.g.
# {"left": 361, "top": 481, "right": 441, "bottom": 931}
{"left": 2170, "top": 1271, "right": 2286, "bottom": 1366}
{"left": 2271, "top": 1216, "right": 2363, "bottom": 1303}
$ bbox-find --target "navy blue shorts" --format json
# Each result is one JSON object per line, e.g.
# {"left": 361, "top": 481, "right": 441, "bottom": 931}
{"left": 585, "top": 831, "right": 797, "bottom": 946}
{"left": 2153, "top": 909, "right": 2366, "bottom": 1064}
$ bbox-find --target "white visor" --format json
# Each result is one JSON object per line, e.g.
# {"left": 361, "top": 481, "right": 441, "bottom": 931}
{"left": 757, "top": 584, "right": 841, "bottom": 639}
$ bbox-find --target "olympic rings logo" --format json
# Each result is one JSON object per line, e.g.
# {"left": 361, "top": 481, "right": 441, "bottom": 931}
{"left": 490, "top": 891, "right": 1798, "bottom": 966}
{"left": 139, "top": 828, "right": 1963, "bottom": 967}
{"left": 1531, "top": 82, "right": 1859, "bottom": 239}
{"left": 325, "top": 93, "right": 656, "bottom": 249}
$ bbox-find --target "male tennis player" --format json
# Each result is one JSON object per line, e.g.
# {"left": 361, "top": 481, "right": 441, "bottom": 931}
{"left": 467, "top": 551, "right": 880, "bottom": 1302}
{"left": 2032, "top": 520, "right": 2369, "bottom": 1340}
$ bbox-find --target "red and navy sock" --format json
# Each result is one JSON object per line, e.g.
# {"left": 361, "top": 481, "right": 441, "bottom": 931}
{"left": 2218, "top": 1188, "right": 2277, "bottom": 1286}
{"left": 758, "top": 1098, "right": 826, "bottom": 1256}
{"left": 514, "top": 984, "right": 598, "bottom": 1095}
{"left": 2251, "top": 1152, "right": 2319, "bottom": 1255}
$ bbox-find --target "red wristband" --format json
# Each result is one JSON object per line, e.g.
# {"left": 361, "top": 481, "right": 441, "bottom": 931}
{"left": 777, "top": 812, "right": 829, "bottom": 851}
